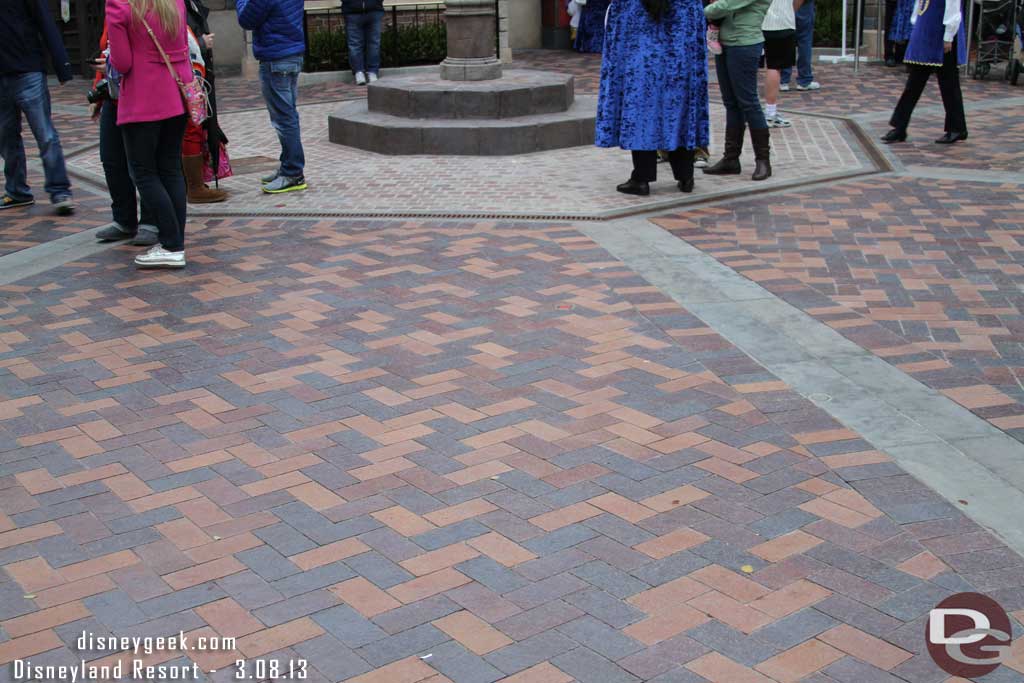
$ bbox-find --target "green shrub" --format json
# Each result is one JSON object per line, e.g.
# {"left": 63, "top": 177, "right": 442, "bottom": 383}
{"left": 305, "top": 20, "right": 448, "bottom": 73}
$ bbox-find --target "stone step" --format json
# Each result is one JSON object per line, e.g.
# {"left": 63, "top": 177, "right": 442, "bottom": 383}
{"left": 367, "top": 70, "right": 576, "bottom": 120}
{"left": 329, "top": 95, "right": 598, "bottom": 156}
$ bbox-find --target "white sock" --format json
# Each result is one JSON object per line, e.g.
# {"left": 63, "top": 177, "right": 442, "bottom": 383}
{"left": 766, "top": 103, "right": 778, "bottom": 117}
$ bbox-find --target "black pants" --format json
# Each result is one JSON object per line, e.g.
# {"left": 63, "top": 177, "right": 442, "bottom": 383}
{"left": 890, "top": 42, "right": 967, "bottom": 134}
{"left": 632, "top": 149, "right": 694, "bottom": 183}
{"left": 99, "top": 100, "right": 157, "bottom": 232}
{"left": 121, "top": 115, "right": 188, "bottom": 252}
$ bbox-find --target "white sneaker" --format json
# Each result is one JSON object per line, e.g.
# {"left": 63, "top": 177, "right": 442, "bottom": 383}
{"left": 796, "top": 81, "right": 821, "bottom": 91}
{"left": 134, "top": 245, "right": 186, "bottom": 269}
{"left": 355, "top": 71, "right": 367, "bottom": 85}
{"left": 766, "top": 112, "right": 792, "bottom": 128}
{"left": 368, "top": 72, "right": 379, "bottom": 83}
{"left": 779, "top": 83, "right": 791, "bottom": 92}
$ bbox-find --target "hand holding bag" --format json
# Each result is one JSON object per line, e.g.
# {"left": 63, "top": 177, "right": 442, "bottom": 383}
{"left": 141, "top": 17, "right": 209, "bottom": 126}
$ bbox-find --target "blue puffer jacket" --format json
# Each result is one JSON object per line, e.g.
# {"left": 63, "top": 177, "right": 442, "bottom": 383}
{"left": 237, "top": 0, "right": 306, "bottom": 62}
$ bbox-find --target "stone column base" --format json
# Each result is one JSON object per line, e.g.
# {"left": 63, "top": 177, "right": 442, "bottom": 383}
{"left": 440, "top": 57, "right": 503, "bottom": 81}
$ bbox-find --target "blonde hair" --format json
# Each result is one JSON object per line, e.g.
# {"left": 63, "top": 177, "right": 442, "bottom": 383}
{"left": 131, "top": 0, "right": 182, "bottom": 35}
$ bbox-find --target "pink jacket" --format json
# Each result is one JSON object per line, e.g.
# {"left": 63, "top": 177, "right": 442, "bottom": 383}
{"left": 106, "top": 0, "right": 192, "bottom": 124}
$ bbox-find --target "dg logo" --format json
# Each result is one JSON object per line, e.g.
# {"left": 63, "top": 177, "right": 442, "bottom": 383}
{"left": 926, "top": 592, "right": 1014, "bottom": 678}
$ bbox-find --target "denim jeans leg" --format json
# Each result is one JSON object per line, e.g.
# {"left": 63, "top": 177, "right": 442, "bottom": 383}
{"left": 259, "top": 56, "right": 305, "bottom": 178}
{"left": 13, "top": 72, "right": 71, "bottom": 202}
{"left": 345, "top": 13, "right": 367, "bottom": 74}
{"left": 100, "top": 100, "right": 141, "bottom": 230}
{"left": 795, "top": 1, "right": 815, "bottom": 86}
{"left": 0, "top": 76, "right": 32, "bottom": 201}
{"left": 715, "top": 53, "right": 745, "bottom": 130}
{"left": 365, "top": 11, "right": 384, "bottom": 75}
{"left": 727, "top": 43, "right": 768, "bottom": 130}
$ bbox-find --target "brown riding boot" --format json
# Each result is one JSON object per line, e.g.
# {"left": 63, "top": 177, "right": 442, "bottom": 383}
{"left": 183, "top": 155, "right": 227, "bottom": 204}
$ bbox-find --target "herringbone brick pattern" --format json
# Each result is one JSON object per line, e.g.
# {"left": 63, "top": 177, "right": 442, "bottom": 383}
{"left": 656, "top": 176, "right": 1024, "bottom": 441}
{"left": 1, "top": 217, "right": 1021, "bottom": 682}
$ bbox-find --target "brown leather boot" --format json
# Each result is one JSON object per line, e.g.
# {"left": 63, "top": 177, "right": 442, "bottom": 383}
{"left": 750, "top": 128, "right": 772, "bottom": 181}
{"left": 703, "top": 125, "right": 744, "bottom": 175}
{"left": 183, "top": 155, "right": 227, "bottom": 204}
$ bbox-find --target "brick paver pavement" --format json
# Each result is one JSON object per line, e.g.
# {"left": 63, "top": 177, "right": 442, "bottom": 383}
{"left": 1, "top": 215, "right": 1023, "bottom": 683}
{"left": 2, "top": 49, "right": 1024, "bottom": 683}
{"left": 655, "top": 170, "right": 1024, "bottom": 444}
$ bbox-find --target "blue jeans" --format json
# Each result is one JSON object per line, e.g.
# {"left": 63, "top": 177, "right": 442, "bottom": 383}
{"left": 259, "top": 54, "right": 305, "bottom": 178}
{"left": 782, "top": 0, "right": 815, "bottom": 86}
{"left": 0, "top": 72, "right": 71, "bottom": 202}
{"left": 345, "top": 11, "right": 384, "bottom": 75}
{"left": 715, "top": 43, "right": 768, "bottom": 131}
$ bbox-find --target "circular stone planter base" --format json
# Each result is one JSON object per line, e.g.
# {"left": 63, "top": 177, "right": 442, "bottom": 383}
{"left": 368, "top": 69, "right": 576, "bottom": 120}
{"left": 328, "top": 96, "right": 598, "bottom": 156}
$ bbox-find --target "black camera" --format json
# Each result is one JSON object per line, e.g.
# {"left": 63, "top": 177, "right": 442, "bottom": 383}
{"left": 87, "top": 79, "right": 110, "bottom": 104}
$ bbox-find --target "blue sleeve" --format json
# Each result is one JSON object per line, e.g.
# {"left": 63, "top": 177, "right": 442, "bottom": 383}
{"left": 236, "top": 0, "right": 271, "bottom": 30}
{"left": 31, "top": 0, "right": 73, "bottom": 82}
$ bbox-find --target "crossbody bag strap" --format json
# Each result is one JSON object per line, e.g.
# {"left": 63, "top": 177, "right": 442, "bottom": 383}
{"left": 140, "top": 17, "right": 187, "bottom": 89}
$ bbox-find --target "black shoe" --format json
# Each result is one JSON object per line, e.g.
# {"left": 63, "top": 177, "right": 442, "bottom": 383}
{"left": 885, "top": 56, "right": 898, "bottom": 67}
{"left": 616, "top": 179, "right": 650, "bottom": 196}
{"left": 0, "top": 195, "right": 34, "bottom": 210}
{"left": 678, "top": 178, "right": 694, "bottom": 193}
{"left": 935, "top": 131, "right": 968, "bottom": 144}
{"left": 881, "top": 129, "right": 907, "bottom": 143}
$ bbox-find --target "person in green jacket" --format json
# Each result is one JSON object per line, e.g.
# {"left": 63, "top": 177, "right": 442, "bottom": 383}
{"left": 702, "top": 0, "right": 774, "bottom": 180}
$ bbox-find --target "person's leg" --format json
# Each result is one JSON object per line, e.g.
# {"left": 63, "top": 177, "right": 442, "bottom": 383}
{"left": 122, "top": 121, "right": 180, "bottom": 251}
{"left": 12, "top": 72, "right": 71, "bottom": 204}
{"left": 764, "top": 68, "right": 781, "bottom": 108}
{"left": 704, "top": 50, "right": 745, "bottom": 174}
{"left": 715, "top": 52, "right": 743, "bottom": 130}
{"left": 729, "top": 43, "right": 768, "bottom": 131}
{"left": 345, "top": 13, "right": 367, "bottom": 76}
{"left": 889, "top": 65, "right": 930, "bottom": 133}
{"left": 156, "top": 115, "right": 188, "bottom": 250}
{"left": 99, "top": 99, "right": 141, "bottom": 232}
{"left": 794, "top": 1, "right": 816, "bottom": 86}
{"left": 259, "top": 56, "right": 306, "bottom": 185}
{"left": 0, "top": 76, "right": 32, "bottom": 202}
{"left": 631, "top": 151, "right": 658, "bottom": 182}
{"left": 667, "top": 148, "right": 695, "bottom": 190}
{"left": 366, "top": 10, "right": 384, "bottom": 77}
{"left": 936, "top": 45, "right": 967, "bottom": 135}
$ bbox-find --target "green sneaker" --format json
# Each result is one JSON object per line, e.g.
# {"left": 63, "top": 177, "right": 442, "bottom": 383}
{"left": 262, "top": 175, "right": 307, "bottom": 194}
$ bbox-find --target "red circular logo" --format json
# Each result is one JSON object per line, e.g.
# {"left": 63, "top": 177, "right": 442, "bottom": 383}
{"left": 926, "top": 592, "right": 1012, "bottom": 678}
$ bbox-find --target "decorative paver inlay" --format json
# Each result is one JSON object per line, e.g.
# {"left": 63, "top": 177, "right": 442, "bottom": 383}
{"left": 65, "top": 101, "right": 869, "bottom": 220}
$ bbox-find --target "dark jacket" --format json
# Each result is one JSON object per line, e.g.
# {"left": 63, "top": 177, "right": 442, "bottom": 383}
{"left": 236, "top": 0, "right": 306, "bottom": 61}
{"left": 0, "top": 0, "right": 73, "bottom": 81}
{"left": 342, "top": 0, "right": 385, "bottom": 13}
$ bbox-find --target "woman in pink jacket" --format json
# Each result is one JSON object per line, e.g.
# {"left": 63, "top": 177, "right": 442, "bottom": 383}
{"left": 107, "top": 0, "right": 192, "bottom": 268}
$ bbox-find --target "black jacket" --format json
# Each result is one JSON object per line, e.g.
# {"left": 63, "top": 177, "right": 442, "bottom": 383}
{"left": 0, "top": 0, "right": 73, "bottom": 81}
{"left": 342, "top": 0, "right": 385, "bottom": 13}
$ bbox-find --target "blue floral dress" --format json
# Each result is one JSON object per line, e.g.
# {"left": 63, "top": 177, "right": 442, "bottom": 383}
{"left": 888, "top": 0, "right": 915, "bottom": 43}
{"left": 595, "top": 0, "right": 711, "bottom": 151}
{"left": 575, "top": 0, "right": 612, "bottom": 52}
